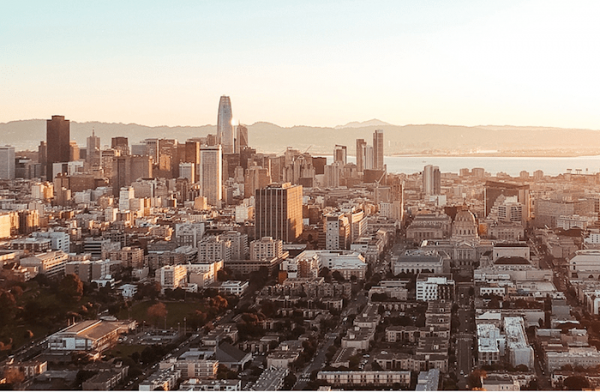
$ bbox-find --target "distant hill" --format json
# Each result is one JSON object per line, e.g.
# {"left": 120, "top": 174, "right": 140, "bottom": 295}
{"left": 2, "top": 119, "right": 600, "bottom": 156}
{"left": 334, "top": 119, "right": 391, "bottom": 129}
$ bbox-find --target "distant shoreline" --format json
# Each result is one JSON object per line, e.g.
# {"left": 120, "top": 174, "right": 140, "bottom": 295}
{"left": 389, "top": 151, "right": 600, "bottom": 158}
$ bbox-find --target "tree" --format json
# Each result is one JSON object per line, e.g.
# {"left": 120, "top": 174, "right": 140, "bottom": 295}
{"left": 564, "top": 375, "right": 590, "bottom": 390}
{"left": 515, "top": 364, "right": 528, "bottom": 372}
{"left": 283, "top": 373, "right": 297, "bottom": 390}
{"left": 147, "top": 302, "right": 168, "bottom": 327}
{"left": 332, "top": 271, "right": 345, "bottom": 282}
{"left": 59, "top": 274, "right": 84, "bottom": 302}
{"left": 4, "top": 368, "right": 24, "bottom": 385}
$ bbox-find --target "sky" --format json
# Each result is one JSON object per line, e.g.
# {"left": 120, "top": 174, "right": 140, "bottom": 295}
{"left": 1, "top": 0, "right": 600, "bottom": 129}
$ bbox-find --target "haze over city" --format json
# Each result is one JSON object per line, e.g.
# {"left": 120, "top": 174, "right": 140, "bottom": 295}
{"left": 2, "top": 1, "right": 600, "bottom": 129}
{"left": 3, "top": 2, "right": 600, "bottom": 392}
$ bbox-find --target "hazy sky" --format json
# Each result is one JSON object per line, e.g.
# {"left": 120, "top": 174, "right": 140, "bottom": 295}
{"left": 1, "top": 1, "right": 600, "bottom": 129}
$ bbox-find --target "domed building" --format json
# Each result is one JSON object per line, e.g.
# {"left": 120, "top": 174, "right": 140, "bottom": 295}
{"left": 452, "top": 205, "right": 479, "bottom": 240}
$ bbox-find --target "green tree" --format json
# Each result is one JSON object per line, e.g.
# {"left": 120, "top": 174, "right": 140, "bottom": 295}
{"left": 564, "top": 375, "right": 590, "bottom": 390}
{"left": 59, "top": 274, "right": 84, "bottom": 302}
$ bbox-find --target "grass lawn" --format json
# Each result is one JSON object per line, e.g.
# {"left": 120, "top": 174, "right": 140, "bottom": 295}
{"left": 118, "top": 300, "right": 207, "bottom": 328}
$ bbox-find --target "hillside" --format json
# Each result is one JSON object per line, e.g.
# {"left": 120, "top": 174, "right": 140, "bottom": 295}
{"left": 2, "top": 119, "right": 600, "bottom": 156}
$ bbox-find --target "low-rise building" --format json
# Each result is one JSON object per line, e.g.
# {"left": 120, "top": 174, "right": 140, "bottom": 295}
{"left": 20, "top": 250, "right": 68, "bottom": 279}
{"left": 139, "top": 365, "right": 181, "bottom": 391}
{"left": 47, "top": 319, "right": 135, "bottom": 354}
{"left": 416, "top": 274, "right": 455, "bottom": 301}
{"left": 317, "top": 370, "right": 411, "bottom": 387}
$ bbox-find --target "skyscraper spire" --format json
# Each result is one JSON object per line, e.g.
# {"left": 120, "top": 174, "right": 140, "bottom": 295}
{"left": 217, "top": 96, "right": 234, "bottom": 154}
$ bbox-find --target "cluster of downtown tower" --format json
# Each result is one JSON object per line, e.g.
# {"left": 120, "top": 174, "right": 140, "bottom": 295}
{"left": 19, "top": 96, "right": 389, "bottom": 244}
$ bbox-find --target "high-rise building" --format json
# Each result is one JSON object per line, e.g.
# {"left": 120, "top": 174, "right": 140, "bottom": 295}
{"left": 200, "top": 145, "right": 222, "bottom": 207}
{"left": 356, "top": 139, "right": 367, "bottom": 173}
{"left": 485, "top": 181, "right": 530, "bottom": 222}
{"left": 244, "top": 166, "right": 271, "bottom": 198}
{"left": 236, "top": 124, "right": 249, "bottom": 154}
{"left": 112, "top": 155, "right": 153, "bottom": 196}
{"left": 423, "top": 165, "right": 441, "bottom": 196}
{"left": 217, "top": 96, "right": 234, "bottom": 154}
{"left": 255, "top": 183, "right": 303, "bottom": 243}
{"left": 111, "top": 137, "right": 129, "bottom": 156}
{"left": 0, "top": 146, "right": 15, "bottom": 180}
{"left": 334, "top": 145, "right": 347, "bottom": 164}
{"left": 373, "top": 129, "right": 384, "bottom": 170}
{"left": 46, "top": 115, "right": 71, "bottom": 179}
{"left": 69, "top": 141, "right": 80, "bottom": 161}
{"left": 86, "top": 131, "right": 101, "bottom": 167}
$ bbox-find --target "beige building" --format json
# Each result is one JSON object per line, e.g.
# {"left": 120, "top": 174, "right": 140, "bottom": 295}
{"left": 255, "top": 183, "right": 303, "bottom": 243}
{"left": 159, "top": 265, "right": 187, "bottom": 293}
{"left": 250, "top": 237, "right": 283, "bottom": 261}
{"left": 20, "top": 250, "right": 69, "bottom": 279}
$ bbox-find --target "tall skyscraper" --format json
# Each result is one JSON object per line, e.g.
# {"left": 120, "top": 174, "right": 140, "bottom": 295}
{"left": 86, "top": 130, "right": 101, "bottom": 167}
{"left": 217, "top": 96, "right": 234, "bottom": 154}
{"left": 0, "top": 146, "right": 15, "bottom": 180}
{"left": 200, "top": 145, "right": 223, "bottom": 207}
{"left": 373, "top": 129, "right": 384, "bottom": 170}
{"left": 423, "top": 165, "right": 441, "bottom": 195}
{"left": 356, "top": 139, "right": 367, "bottom": 173}
{"left": 255, "top": 183, "right": 303, "bottom": 243}
{"left": 46, "top": 115, "right": 71, "bottom": 179}
{"left": 235, "top": 124, "right": 249, "bottom": 153}
{"left": 334, "top": 145, "right": 347, "bottom": 164}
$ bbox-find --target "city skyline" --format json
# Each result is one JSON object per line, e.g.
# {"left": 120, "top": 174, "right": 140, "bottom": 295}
{"left": 2, "top": 1, "right": 600, "bottom": 129}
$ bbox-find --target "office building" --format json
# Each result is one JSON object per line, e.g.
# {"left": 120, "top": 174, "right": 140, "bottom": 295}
{"left": 334, "top": 145, "right": 347, "bottom": 164}
{"left": 217, "top": 96, "right": 234, "bottom": 154}
{"left": 0, "top": 146, "right": 15, "bottom": 180}
{"left": 112, "top": 155, "right": 153, "bottom": 196}
{"left": 111, "top": 137, "right": 129, "bottom": 155}
{"left": 356, "top": 139, "right": 367, "bottom": 173}
{"left": 86, "top": 130, "right": 101, "bottom": 166}
{"left": 423, "top": 165, "right": 441, "bottom": 196}
{"left": 373, "top": 129, "right": 384, "bottom": 170}
{"left": 255, "top": 183, "right": 303, "bottom": 243}
{"left": 236, "top": 124, "right": 248, "bottom": 153}
{"left": 200, "top": 145, "right": 222, "bottom": 207}
{"left": 46, "top": 115, "right": 71, "bottom": 179}
{"left": 485, "top": 181, "right": 530, "bottom": 221}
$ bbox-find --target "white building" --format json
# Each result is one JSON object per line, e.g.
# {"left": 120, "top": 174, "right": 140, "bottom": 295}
{"left": 198, "top": 236, "right": 231, "bottom": 262}
{"left": 32, "top": 230, "right": 70, "bottom": 253}
{"left": 477, "top": 324, "right": 505, "bottom": 366}
{"left": 0, "top": 145, "right": 15, "bottom": 180}
{"left": 119, "top": 186, "right": 135, "bottom": 212}
{"left": 159, "top": 265, "right": 188, "bottom": 294}
{"left": 392, "top": 249, "right": 447, "bottom": 275}
{"left": 504, "top": 317, "right": 534, "bottom": 370}
{"left": 416, "top": 274, "right": 455, "bottom": 301}
{"left": 569, "top": 250, "right": 600, "bottom": 279}
{"left": 186, "top": 261, "right": 222, "bottom": 288}
{"left": 200, "top": 145, "right": 222, "bottom": 207}
{"left": 217, "top": 281, "right": 248, "bottom": 296}
{"left": 47, "top": 319, "right": 134, "bottom": 353}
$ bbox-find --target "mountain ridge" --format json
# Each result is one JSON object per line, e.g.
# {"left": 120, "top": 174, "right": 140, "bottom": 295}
{"left": 2, "top": 119, "right": 600, "bottom": 156}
